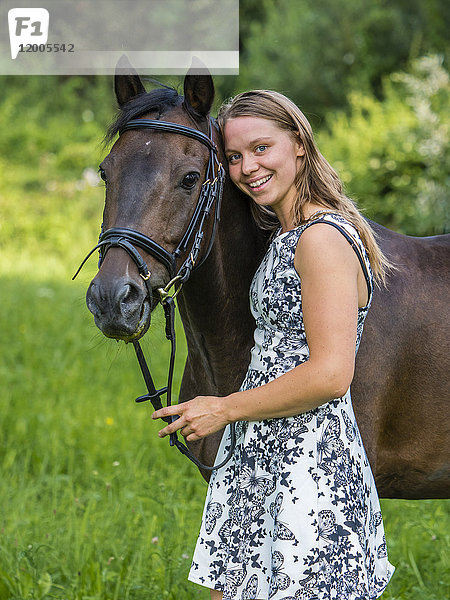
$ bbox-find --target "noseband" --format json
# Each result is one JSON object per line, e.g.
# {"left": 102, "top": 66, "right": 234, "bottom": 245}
{"left": 74, "top": 117, "right": 236, "bottom": 472}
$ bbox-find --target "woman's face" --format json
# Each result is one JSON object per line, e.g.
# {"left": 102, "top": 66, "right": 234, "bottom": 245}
{"left": 224, "top": 116, "right": 305, "bottom": 222}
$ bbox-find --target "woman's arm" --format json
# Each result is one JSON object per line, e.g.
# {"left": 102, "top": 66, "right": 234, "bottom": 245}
{"left": 153, "top": 224, "right": 361, "bottom": 441}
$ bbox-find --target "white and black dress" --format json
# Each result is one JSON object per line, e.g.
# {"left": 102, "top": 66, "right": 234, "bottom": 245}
{"left": 188, "top": 213, "right": 395, "bottom": 600}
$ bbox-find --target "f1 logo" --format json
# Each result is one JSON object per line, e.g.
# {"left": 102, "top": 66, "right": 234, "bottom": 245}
{"left": 8, "top": 8, "right": 49, "bottom": 59}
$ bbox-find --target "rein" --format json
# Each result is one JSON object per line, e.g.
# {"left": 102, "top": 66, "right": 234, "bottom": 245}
{"left": 74, "top": 117, "right": 236, "bottom": 472}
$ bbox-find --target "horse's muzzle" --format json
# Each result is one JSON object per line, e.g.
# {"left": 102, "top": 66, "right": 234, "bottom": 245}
{"left": 86, "top": 274, "right": 151, "bottom": 341}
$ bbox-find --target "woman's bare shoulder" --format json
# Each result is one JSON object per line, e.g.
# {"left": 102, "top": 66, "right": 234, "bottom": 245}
{"left": 295, "top": 222, "right": 359, "bottom": 274}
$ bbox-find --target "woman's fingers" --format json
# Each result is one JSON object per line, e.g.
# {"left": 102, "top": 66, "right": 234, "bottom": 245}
{"left": 152, "top": 396, "right": 226, "bottom": 441}
{"left": 152, "top": 405, "right": 185, "bottom": 437}
{"left": 157, "top": 417, "right": 185, "bottom": 438}
{"left": 152, "top": 405, "right": 181, "bottom": 421}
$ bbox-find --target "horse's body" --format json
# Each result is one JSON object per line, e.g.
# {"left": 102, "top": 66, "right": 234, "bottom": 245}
{"left": 86, "top": 63, "right": 449, "bottom": 499}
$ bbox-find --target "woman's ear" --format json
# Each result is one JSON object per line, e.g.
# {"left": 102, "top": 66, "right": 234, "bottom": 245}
{"left": 296, "top": 141, "right": 306, "bottom": 157}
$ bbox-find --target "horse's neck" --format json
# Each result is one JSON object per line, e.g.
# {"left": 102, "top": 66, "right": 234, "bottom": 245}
{"left": 177, "top": 182, "right": 266, "bottom": 400}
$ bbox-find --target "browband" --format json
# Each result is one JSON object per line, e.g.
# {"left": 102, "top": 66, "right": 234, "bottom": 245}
{"left": 119, "top": 119, "right": 217, "bottom": 152}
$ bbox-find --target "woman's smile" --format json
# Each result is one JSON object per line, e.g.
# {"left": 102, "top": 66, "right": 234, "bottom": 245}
{"left": 246, "top": 173, "right": 273, "bottom": 190}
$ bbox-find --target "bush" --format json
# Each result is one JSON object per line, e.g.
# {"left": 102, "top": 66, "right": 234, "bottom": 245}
{"left": 317, "top": 55, "right": 449, "bottom": 235}
{"left": 0, "top": 76, "right": 112, "bottom": 168}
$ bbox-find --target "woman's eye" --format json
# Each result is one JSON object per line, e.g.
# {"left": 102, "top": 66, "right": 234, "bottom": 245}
{"left": 98, "top": 167, "right": 107, "bottom": 183}
{"left": 227, "top": 153, "right": 240, "bottom": 163}
{"left": 256, "top": 145, "right": 268, "bottom": 153}
{"left": 181, "top": 172, "right": 200, "bottom": 189}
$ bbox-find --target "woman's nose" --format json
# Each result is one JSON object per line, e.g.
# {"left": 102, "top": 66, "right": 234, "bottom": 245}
{"left": 241, "top": 154, "right": 259, "bottom": 175}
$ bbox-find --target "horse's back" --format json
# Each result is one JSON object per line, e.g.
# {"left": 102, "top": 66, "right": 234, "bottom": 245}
{"left": 353, "top": 223, "right": 450, "bottom": 499}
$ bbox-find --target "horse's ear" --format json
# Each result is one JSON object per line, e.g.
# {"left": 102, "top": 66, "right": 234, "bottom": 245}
{"left": 114, "top": 55, "right": 146, "bottom": 107}
{"left": 183, "top": 58, "right": 215, "bottom": 118}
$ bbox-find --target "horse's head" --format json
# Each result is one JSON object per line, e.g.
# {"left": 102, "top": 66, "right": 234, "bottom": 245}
{"left": 85, "top": 59, "right": 221, "bottom": 341}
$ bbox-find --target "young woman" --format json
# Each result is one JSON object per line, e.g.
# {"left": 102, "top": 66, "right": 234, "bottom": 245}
{"left": 153, "top": 90, "right": 395, "bottom": 600}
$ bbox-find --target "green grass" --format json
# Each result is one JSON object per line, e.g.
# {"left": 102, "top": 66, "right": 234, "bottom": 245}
{"left": 0, "top": 276, "right": 208, "bottom": 600}
{"left": 381, "top": 500, "right": 449, "bottom": 599}
{"left": 0, "top": 275, "right": 448, "bottom": 599}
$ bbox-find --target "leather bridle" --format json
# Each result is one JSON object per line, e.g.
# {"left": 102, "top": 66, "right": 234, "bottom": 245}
{"left": 74, "top": 117, "right": 236, "bottom": 472}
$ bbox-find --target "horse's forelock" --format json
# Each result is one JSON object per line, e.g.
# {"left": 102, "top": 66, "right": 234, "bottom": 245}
{"left": 104, "top": 87, "right": 181, "bottom": 146}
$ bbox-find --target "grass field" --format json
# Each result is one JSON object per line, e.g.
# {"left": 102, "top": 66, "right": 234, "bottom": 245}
{"left": 0, "top": 78, "right": 448, "bottom": 599}
{"left": 0, "top": 267, "right": 448, "bottom": 600}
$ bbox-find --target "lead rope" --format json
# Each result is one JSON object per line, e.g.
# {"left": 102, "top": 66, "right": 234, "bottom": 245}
{"left": 133, "top": 295, "right": 236, "bottom": 472}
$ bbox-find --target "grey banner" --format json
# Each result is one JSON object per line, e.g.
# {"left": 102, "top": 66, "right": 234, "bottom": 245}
{"left": 0, "top": 0, "right": 239, "bottom": 74}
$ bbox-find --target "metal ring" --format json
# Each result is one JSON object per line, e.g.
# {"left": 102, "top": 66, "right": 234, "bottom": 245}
{"left": 157, "top": 274, "right": 183, "bottom": 303}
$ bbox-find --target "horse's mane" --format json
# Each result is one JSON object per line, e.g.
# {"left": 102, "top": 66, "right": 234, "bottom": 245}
{"left": 105, "top": 86, "right": 181, "bottom": 145}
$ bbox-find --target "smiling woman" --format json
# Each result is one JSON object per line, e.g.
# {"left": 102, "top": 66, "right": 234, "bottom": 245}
{"left": 216, "top": 90, "right": 392, "bottom": 282}
{"left": 152, "top": 89, "right": 396, "bottom": 600}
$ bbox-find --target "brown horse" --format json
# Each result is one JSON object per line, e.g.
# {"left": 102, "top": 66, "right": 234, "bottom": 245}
{"left": 85, "top": 64, "right": 450, "bottom": 499}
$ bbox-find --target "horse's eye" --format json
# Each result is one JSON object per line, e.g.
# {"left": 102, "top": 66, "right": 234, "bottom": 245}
{"left": 181, "top": 172, "right": 200, "bottom": 189}
{"left": 98, "top": 167, "right": 107, "bottom": 183}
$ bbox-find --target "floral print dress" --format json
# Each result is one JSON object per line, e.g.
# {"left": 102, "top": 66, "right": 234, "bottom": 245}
{"left": 188, "top": 213, "right": 395, "bottom": 600}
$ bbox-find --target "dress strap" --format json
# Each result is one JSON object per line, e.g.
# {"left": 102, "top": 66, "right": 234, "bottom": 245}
{"left": 301, "top": 213, "right": 373, "bottom": 302}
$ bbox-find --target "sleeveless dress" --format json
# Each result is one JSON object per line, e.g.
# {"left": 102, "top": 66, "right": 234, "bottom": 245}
{"left": 188, "top": 213, "right": 395, "bottom": 600}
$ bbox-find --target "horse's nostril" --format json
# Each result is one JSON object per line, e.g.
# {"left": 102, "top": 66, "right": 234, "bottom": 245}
{"left": 118, "top": 282, "right": 142, "bottom": 310}
{"left": 86, "top": 281, "right": 102, "bottom": 316}
{"left": 119, "top": 283, "right": 132, "bottom": 302}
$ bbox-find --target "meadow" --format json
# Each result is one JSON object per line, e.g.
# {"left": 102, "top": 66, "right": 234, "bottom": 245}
{"left": 0, "top": 76, "right": 448, "bottom": 599}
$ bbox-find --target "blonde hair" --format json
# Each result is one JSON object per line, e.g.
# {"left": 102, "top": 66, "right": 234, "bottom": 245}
{"left": 217, "top": 90, "right": 391, "bottom": 284}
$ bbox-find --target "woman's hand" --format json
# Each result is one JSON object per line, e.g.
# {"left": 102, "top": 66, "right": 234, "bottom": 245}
{"left": 152, "top": 396, "right": 231, "bottom": 442}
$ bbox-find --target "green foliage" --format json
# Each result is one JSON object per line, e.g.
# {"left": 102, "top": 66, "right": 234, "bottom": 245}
{"left": 381, "top": 499, "right": 450, "bottom": 599}
{"left": 317, "top": 55, "right": 449, "bottom": 234}
{"left": 0, "top": 76, "right": 116, "bottom": 277}
{"left": 222, "top": 0, "right": 449, "bottom": 122}
{"left": 0, "top": 76, "right": 112, "bottom": 167}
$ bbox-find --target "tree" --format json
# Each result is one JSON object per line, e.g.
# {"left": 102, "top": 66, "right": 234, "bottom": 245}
{"left": 222, "top": 0, "right": 449, "bottom": 123}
